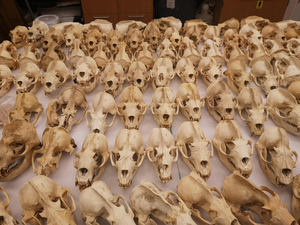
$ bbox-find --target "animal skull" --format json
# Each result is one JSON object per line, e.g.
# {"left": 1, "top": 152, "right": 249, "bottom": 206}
{"left": 67, "top": 38, "right": 88, "bottom": 70}
{"left": 184, "top": 24, "right": 205, "bottom": 46}
{"left": 218, "top": 17, "right": 240, "bottom": 36}
{"left": 223, "top": 29, "right": 246, "bottom": 48}
{"left": 41, "top": 42, "right": 66, "bottom": 71}
{"left": 110, "top": 129, "right": 145, "bottom": 189}
{"left": 64, "top": 24, "right": 83, "bottom": 48}
{"left": 0, "top": 186, "right": 17, "bottom": 225}
{"left": 18, "top": 43, "right": 41, "bottom": 68}
{"left": 287, "top": 38, "right": 300, "bottom": 59}
{"left": 150, "top": 57, "right": 174, "bottom": 90}
{"left": 246, "top": 37, "right": 271, "bottom": 66}
{"left": 263, "top": 38, "right": 287, "bottom": 55}
{"left": 143, "top": 22, "right": 161, "bottom": 50}
{"left": 203, "top": 26, "right": 221, "bottom": 46}
{"left": 261, "top": 24, "right": 286, "bottom": 43}
{"left": 164, "top": 27, "right": 182, "bottom": 50}
{"left": 0, "top": 40, "right": 18, "bottom": 70}
{"left": 223, "top": 40, "right": 248, "bottom": 64}
{"left": 42, "top": 27, "right": 64, "bottom": 52}
{"left": 178, "top": 37, "right": 201, "bottom": 67}
{"left": 175, "top": 58, "right": 198, "bottom": 84}
{"left": 200, "top": 39, "right": 224, "bottom": 68}
{"left": 113, "top": 41, "right": 132, "bottom": 73}
{"left": 213, "top": 120, "right": 253, "bottom": 178}
{"left": 288, "top": 80, "right": 300, "bottom": 104}
{"left": 0, "top": 65, "right": 13, "bottom": 98}
{"left": 10, "top": 25, "right": 28, "bottom": 48}
{"left": 292, "top": 175, "right": 300, "bottom": 224}
{"left": 157, "top": 38, "right": 177, "bottom": 66}
{"left": 153, "top": 16, "right": 182, "bottom": 32}
{"left": 134, "top": 42, "right": 156, "bottom": 70}
{"left": 126, "top": 27, "right": 143, "bottom": 52}
{"left": 239, "top": 23, "right": 262, "bottom": 43}
{"left": 107, "top": 29, "right": 123, "bottom": 54}
{"left": 176, "top": 122, "right": 213, "bottom": 180}
{"left": 198, "top": 57, "right": 222, "bottom": 86}
{"left": 84, "top": 28, "right": 103, "bottom": 55}
{"left": 26, "top": 20, "right": 49, "bottom": 48}
{"left": 127, "top": 61, "right": 150, "bottom": 93}
{"left": 241, "top": 16, "right": 271, "bottom": 31}
{"left": 93, "top": 41, "right": 111, "bottom": 71}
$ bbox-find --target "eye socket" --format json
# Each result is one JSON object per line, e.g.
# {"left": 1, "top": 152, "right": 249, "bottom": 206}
{"left": 133, "top": 153, "right": 138, "bottom": 162}
{"left": 52, "top": 152, "right": 60, "bottom": 157}
{"left": 123, "top": 106, "right": 126, "bottom": 110}
{"left": 136, "top": 105, "right": 141, "bottom": 110}
{"left": 156, "top": 105, "right": 160, "bottom": 109}
{"left": 234, "top": 73, "right": 241, "bottom": 79}
{"left": 115, "top": 153, "right": 120, "bottom": 161}
{"left": 153, "top": 149, "right": 158, "bottom": 157}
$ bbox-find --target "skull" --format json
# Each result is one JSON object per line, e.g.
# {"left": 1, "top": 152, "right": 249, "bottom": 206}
{"left": 14, "top": 62, "right": 43, "bottom": 94}
{"left": 236, "top": 87, "right": 268, "bottom": 136}
{"left": 117, "top": 86, "right": 147, "bottom": 130}
{"left": 150, "top": 57, "right": 174, "bottom": 90}
{"left": 203, "top": 25, "right": 221, "bottom": 46}
{"left": 84, "top": 28, "right": 103, "bottom": 55}
{"left": 157, "top": 38, "right": 177, "bottom": 66}
{"left": 218, "top": 17, "right": 240, "bottom": 36}
{"left": 266, "top": 89, "right": 300, "bottom": 136}
{"left": 46, "top": 85, "right": 89, "bottom": 132}
{"left": 241, "top": 16, "right": 271, "bottom": 31}
{"left": 178, "top": 37, "right": 201, "bottom": 67}
{"left": 72, "top": 55, "right": 100, "bottom": 93}
{"left": 0, "top": 40, "right": 18, "bottom": 70}
{"left": 213, "top": 120, "right": 253, "bottom": 178}
{"left": 26, "top": 20, "right": 49, "bottom": 48}
{"left": 19, "top": 175, "right": 77, "bottom": 225}
{"left": 292, "top": 175, "right": 300, "bottom": 224}
{"left": 176, "top": 122, "right": 213, "bottom": 180}
{"left": 205, "top": 81, "right": 236, "bottom": 122}
{"left": 239, "top": 23, "right": 262, "bottom": 43}
{"left": 150, "top": 87, "right": 179, "bottom": 130}
{"left": 261, "top": 24, "right": 286, "bottom": 43}
{"left": 288, "top": 80, "right": 300, "bottom": 104}
{"left": 184, "top": 24, "right": 205, "bottom": 46}
{"left": 42, "top": 27, "right": 64, "bottom": 52}
{"left": 176, "top": 83, "right": 204, "bottom": 122}
{"left": 67, "top": 39, "right": 89, "bottom": 70}
{"left": 246, "top": 37, "right": 271, "bottom": 66}
{"left": 200, "top": 39, "right": 224, "bottom": 67}
{"left": 153, "top": 16, "right": 182, "bottom": 32}
{"left": 143, "top": 22, "right": 161, "bottom": 50}
{"left": 164, "top": 27, "right": 182, "bottom": 50}
{"left": 127, "top": 61, "right": 150, "bottom": 93}
{"left": 74, "top": 133, "right": 109, "bottom": 191}
{"left": 86, "top": 92, "right": 117, "bottom": 134}
{"left": 110, "top": 129, "right": 145, "bottom": 189}
{"left": 41, "top": 42, "right": 66, "bottom": 71}
{"left": 146, "top": 128, "right": 178, "bottom": 183}
{"left": 223, "top": 29, "right": 246, "bottom": 48}
{"left": 0, "top": 119, "right": 40, "bottom": 182}
{"left": 276, "top": 20, "right": 300, "bottom": 31}
{"left": 107, "top": 29, "right": 123, "bottom": 53}
{"left": 0, "top": 65, "right": 13, "bottom": 98}
{"left": 263, "top": 38, "right": 287, "bottom": 55}
{"left": 64, "top": 24, "right": 83, "bottom": 48}
{"left": 0, "top": 186, "right": 17, "bottom": 225}
{"left": 18, "top": 43, "right": 41, "bottom": 68}
{"left": 198, "top": 57, "right": 222, "bottom": 86}
{"left": 101, "top": 62, "right": 125, "bottom": 98}
{"left": 10, "top": 25, "right": 28, "bottom": 48}
{"left": 93, "top": 41, "right": 111, "bottom": 71}
{"left": 32, "top": 126, "right": 76, "bottom": 176}
{"left": 175, "top": 58, "right": 198, "bottom": 84}
{"left": 287, "top": 38, "right": 300, "bottom": 59}
{"left": 224, "top": 58, "right": 252, "bottom": 94}
{"left": 135, "top": 42, "right": 156, "bottom": 70}
{"left": 113, "top": 41, "right": 132, "bottom": 73}
{"left": 82, "top": 19, "right": 112, "bottom": 38}
{"left": 126, "top": 27, "right": 143, "bottom": 52}
{"left": 223, "top": 40, "right": 248, "bottom": 64}
{"left": 256, "top": 127, "right": 298, "bottom": 187}
{"left": 80, "top": 181, "right": 135, "bottom": 224}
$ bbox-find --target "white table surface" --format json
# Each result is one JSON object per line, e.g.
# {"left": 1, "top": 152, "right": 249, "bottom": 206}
{"left": 0, "top": 44, "right": 299, "bottom": 225}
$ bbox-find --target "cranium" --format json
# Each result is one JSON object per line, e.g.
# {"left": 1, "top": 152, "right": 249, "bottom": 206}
{"left": 150, "top": 57, "right": 174, "bottom": 90}
{"left": 82, "top": 19, "right": 112, "bottom": 38}
{"left": 292, "top": 175, "right": 300, "bottom": 224}
{"left": 126, "top": 27, "right": 143, "bottom": 52}
{"left": 263, "top": 38, "right": 287, "bottom": 55}
{"left": 41, "top": 42, "right": 66, "bottom": 71}
{"left": 0, "top": 40, "right": 18, "bottom": 70}
{"left": 0, "top": 65, "right": 13, "bottom": 98}
{"left": 239, "top": 23, "right": 262, "bottom": 43}
{"left": 181, "top": 19, "right": 208, "bottom": 31}
{"left": 8, "top": 92, "right": 43, "bottom": 125}
{"left": 218, "top": 17, "right": 240, "bottom": 36}
{"left": 223, "top": 40, "right": 248, "bottom": 64}
{"left": 222, "top": 171, "right": 298, "bottom": 225}
{"left": 127, "top": 61, "right": 150, "bottom": 93}
{"left": 117, "top": 86, "right": 147, "bottom": 130}
{"left": 288, "top": 80, "right": 300, "bottom": 104}
{"left": 250, "top": 59, "right": 279, "bottom": 96}
{"left": 276, "top": 20, "right": 300, "bottom": 31}
{"left": 46, "top": 85, "right": 89, "bottom": 132}
{"left": 84, "top": 28, "right": 103, "bottom": 55}
{"left": 134, "top": 42, "right": 156, "bottom": 70}
{"left": 175, "top": 58, "right": 198, "bottom": 84}
{"left": 213, "top": 120, "right": 253, "bottom": 178}
{"left": 42, "top": 60, "right": 71, "bottom": 96}
{"left": 178, "top": 172, "right": 240, "bottom": 225}
{"left": 157, "top": 38, "right": 177, "bottom": 66}
{"left": 164, "top": 27, "right": 182, "bottom": 50}
{"left": 150, "top": 87, "right": 179, "bottom": 130}
{"left": 0, "top": 119, "right": 40, "bottom": 182}
{"left": 246, "top": 37, "right": 270, "bottom": 66}
{"left": 93, "top": 41, "right": 111, "bottom": 71}
{"left": 198, "top": 57, "right": 222, "bottom": 86}
{"left": 72, "top": 55, "right": 100, "bottom": 93}
{"left": 42, "top": 27, "right": 64, "bottom": 52}
{"left": 146, "top": 128, "right": 178, "bottom": 183}
{"left": 236, "top": 87, "right": 268, "bottom": 136}
{"left": 18, "top": 43, "right": 41, "bottom": 68}
{"left": 10, "top": 25, "right": 28, "bottom": 48}
{"left": 223, "top": 29, "right": 246, "bottom": 48}
{"left": 143, "top": 22, "right": 161, "bottom": 50}
{"left": 67, "top": 39, "right": 88, "bottom": 70}
{"left": 184, "top": 24, "right": 205, "bottom": 46}
{"left": 130, "top": 180, "right": 196, "bottom": 225}
{"left": 101, "top": 62, "right": 125, "bottom": 98}
{"left": 0, "top": 186, "right": 17, "bottom": 225}
{"left": 205, "top": 81, "right": 236, "bottom": 121}
{"left": 74, "top": 133, "right": 109, "bottom": 191}
{"left": 14, "top": 62, "right": 43, "bottom": 94}
{"left": 110, "top": 129, "right": 145, "bottom": 189}
{"left": 19, "top": 175, "right": 77, "bottom": 225}
{"left": 285, "top": 28, "right": 300, "bottom": 40}
{"left": 113, "top": 41, "right": 132, "bottom": 73}
{"left": 256, "top": 126, "right": 298, "bottom": 187}
{"left": 176, "top": 83, "right": 204, "bottom": 122}
{"left": 203, "top": 26, "right": 221, "bottom": 46}
{"left": 224, "top": 58, "right": 252, "bottom": 94}
{"left": 153, "top": 16, "right": 182, "bottom": 32}
{"left": 287, "top": 38, "right": 300, "bottom": 59}
{"left": 26, "top": 20, "right": 49, "bottom": 48}
{"left": 86, "top": 92, "right": 117, "bottom": 134}
{"left": 240, "top": 16, "right": 271, "bottom": 31}
{"left": 79, "top": 181, "right": 135, "bottom": 224}
{"left": 261, "top": 24, "right": 286, "bottom": 43}
{"left": 176, "top": 122, "right": 213, "bottom": 180}
{"left": 32, "top": 126, "right": 76, "bottom": 176}
{"left": 266, "top": 89, "right": 300, "bottom": 136}
{"left": 107, "top": 29, "right": 123, "bottom": 54}
{"left": 178, "top": 37, "right": 201, "bottom": 67}
{"left": 115, "top": 20, "right": 146, "bottom": 36}
{"left": 64, "top": 24, "right": 83, "bottom": 48}
{"left": 200, "top": 39, "right": 224, "bottom": 67}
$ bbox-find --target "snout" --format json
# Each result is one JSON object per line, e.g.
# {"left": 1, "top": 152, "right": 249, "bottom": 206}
{"left": 276, "top": 168, "right": 293, "bottom": 187}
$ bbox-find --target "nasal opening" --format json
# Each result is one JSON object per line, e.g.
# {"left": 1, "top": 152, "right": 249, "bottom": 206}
{"left": 193, "top": 107, "right": 199, "bottom": 113}
{"left": 244, "top": 80, "right": 249, "bottom": 86}
{"left": 242, "top": 157, "right": 250, "bottom": 165}
{"left": 107, "top": 81, "right": 113, "bottom": 87}
{"left": 282, "top": 168, "right": 292, "bottom": 176}
{"left": 80, "top": 168, "right": 88, "bottom": 176}
{"left": 201, "top": 160, "right": 208, "bottom": 168}
{"left": 121, "top": 170, "right": 128, "bottom": 178}
{"left": 270, "top": 86, "right": 276, "bottom": 90}
{"left": 163, "top": 114, "right": 169, "bottom": 121}
{"left": 137, "top": 79, "right": 142, "bottom": 84}
{"left": 129, "top": 116, "right": 134, "bottom": 123}
{"left": 256, "top": 124, "right": 263, "bottom": 130}
{"left": 226, "top": 108, "right": 232, "bottom": 113}
{"left": 89, "top": 41, "right": 93, "bottom": 46}
{"left": 46, "top": 82, "right": 52, "bottom": 88}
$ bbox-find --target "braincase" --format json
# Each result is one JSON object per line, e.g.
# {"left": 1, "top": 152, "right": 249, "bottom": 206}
{"left": 262, "top": 127, "right": 289, "bottom": 149}
{"left": 153, "top": 88, "right": 174, "bottom": 103}
{"left": 216, "top": 121, "right": 240, "bottom": 140}
{"left": 208, "top": 81, "right": 229, "bottom": 96}
{"left": 61, "top": 87, "right": 86, "bottom": 105}
{"left": 83, "top": 133, "right": 108, "bottom": 152}
{"left": 115, "top": 130, "right": 143, "bottom": 152}
{"left": 93, "top": 93, "right": 114, "bottom": 110}
{"left": 149, "top": 128, "right": 174, "bottom": 148}
{"left": 178, "top": 122, "right": 204, "bottom": 142}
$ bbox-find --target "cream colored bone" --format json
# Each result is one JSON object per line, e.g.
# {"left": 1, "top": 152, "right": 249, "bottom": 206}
{"left": 198, "top": 57, "right": 222, "bottom": 86}
{"left": 164, "top": 27, "right": 182, "bottom": 50}
{"left": 178, "top": 37, "right": 201, "bottom": 67}
{"left": 157, "top": 38, "right": 177, "bottom": 66}
{"left": 218, "top": 17, "right": 240, "bottom": 35}
{"left": 175, "top": 58, "right": 198, "bottom": 84}
{"left": 26, "top": 20, "right": 49, "bottom": 48}
{"left": 287, "top": 38, "right": 300, "bottom": 59}
{"left": 241, "top": 16, "right": 271, "bottom": 31}
{"left": 10, "top": 25, "right": 28, "bottom": 48}
{"left": 126, "top": 27, "right": 143, "bottom": 52}
{"left": 82, "top": 19, "right": 112, "bottom": 38}
{"left": 292, "top": 175, "right": 300, "bottom": 224}
{"left": 93, "top": 41, "right": 111, "bottom": 71}
{"left": 41, "top": 42, "right": 66, "bottom": 71}
{"left": 134, "top": 42, "right": 156, "bottom": 70}
{"left": 42, "top": 27, "right": 64, "bottom": 52}
{"left": 67, "top": 39, "right": 88, "bottom": 70}
{"left": 127, "top": 61, "right": 150, "bottom": 93}
{"left": 261, "top": 24, "right": 286, "bottom": 43}
{"left": 0, "top": 40, "right": 18, "bottom": 70}
{"left": 239, "top": 23, "right": 262, "bottom": 43}
{"left": 107, "top": 29, "right": 123, "bottom": 54}
{"left": 0, "top": 186, "right": 17, "bottom": 225}
{"left": 64, "top": 24, "right": 83, "bottom": 48}
{"left": 153, "top": 16, "right": 182, "bottom": 32}
{"left": 246, "top": 37, "right": 270, "bottom": 66}
{"left": 150, "top": 57, "right": 174, "bottom": 90}
{"left": 0, "top": 65, "right": 13, "bottom": 98}
{"left": 184, "top": 24, "right": 204, "bottom": 46}
{"left": 18, "top": 43, "right": 41, "bottom": 68}
{"left": 113, "top": 41, "right": 132, "bottom": 73}
{"left": 143, "top": 21, "right": 162, "bottom": 49}
{"left": 223, "top": 29, "right": 246, "bottom": 48}
{"left": 203, "top": 25, "right": 221, "bottom": 46}
{"left": 276, "top": 20, "right": 300, "bottom": 31}
{"left": 223, "top": 41, "right": 247, "bottom": 64}
{"left": 84, "top": 28, "right": 103, "bottom": 55}
{"left": 288, "top": 80, "right": 300, "bottom": 104}
{"left": 263, "top": 38, "right": 287, "bottom": 55}
{"left": 200, "top": 39, "right": 224, "bottom": 67}
{"left": 115, "top": 20, "right": 146, "bottom": 36}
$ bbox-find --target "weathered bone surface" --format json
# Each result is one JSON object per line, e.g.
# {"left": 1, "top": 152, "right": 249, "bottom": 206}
{"left": 117, "top": 86, "right": 147, "bottom": 129}
{"left": 241, "top": 16, "right": 271, "bottom": 31}
{"left": 86, "top": 92, "right": 117, "bottom": 134}
{"left": 223, "top": 41, "right": 248, "bottom": 64}
{"left": 26, "top": 20, "right": 49, "bottom": 48}
{"left": 178, "top": 172, "right": 240, "bottom": 225}
{"left": 157, "top": 38, "right": 177, "bottom": 66}
{"left": 256, "top": 127, "right": 298, "bottom": 187}
{"left": 164, "top": 27, "right": 182, "bottom": 50}
{"left": 46, "top": 85, "right": 88, "bottom": 132}
{"left": 292, "top": 175, "right": 300, "bottom": 224}
{"left": 134, "top": 42, "right": 156, "bottom": 70}
{"left": 0, "top": 65, "right": 13, "bottom": 98}
{"left": 42, "top": 27, "right": 64, "bottom": 52}
{"left": 110, "top": 129, "right": 145, "bottom": 189}
{"left": 200, "top": 39, "right": 224, "bottom": 67}
{"left": 115, "top": 20, "right": 146, "bottom": 36}
{"left": 130, "top": 180, "right": 196, "bottom": 225}
{"left": 127, "top": 61, "right": 150, "bottom": 93}
{"left": 107, "top": 29, "right": 123, "bottom": 54}
{"left": 286, "top": 28, "right": 300, "bottom": 40}
{"left": 126, "top": 27, "right": 143, "bottom": 52}
{"left": 113, "top": 41, "right": 132, "bottom": 73}
{"left": 84, "top": 28, "right": 103, "bottom": 55}
{"left": 41, "top": 42, "right": 66, "bottom": 71}
{"left": 176, "top": 83, "right": 204, "bottom": 122}
{"left": 74, "top": 133, "right": 109, "bottom": 191}
{"left": 67, "top": 39, "right": 88, "bottom": 70}
{"left": 181, "top": 19, "right": 208, "bottom": 33}
{"left": 42, "top": 60, "right": 71, "bottom": 96}
{"left": 0, "top": 40, "right": 18, "bottom": 70}
{"left": 0, "top": 186, "right": 17, "bottom": 225}
{"left": 266, "top": 88, "right": 300, "bottom": 136}
{"left": 222, "top": 171, "right": 298, "bottom": 225}
{"left": 276, "top": 20, "right": 300, "bottom": 31}
{"left": 223, "top": 29, "right": 246, "bottom": 48}
{"left": 150, "top": 57, "right": 174, "bottom": 90}
{"left": 203, "top": 25, "right": 221, "bottom": 45}
{"left": 175, "top": 58, "right": 198, "bottom": 84}
{"left": 246, "top": 37, "right": 270, "bottom": 66}
{"left": 8, "top": 92, "right": 43, "bottom": 125}
{"left": 205, "top": 81, "right": 236, "bottom": 121}
{"left": 93, "top": 41, "right": 111, "bottom": 71}
{"left": 18, "top": 43, "right": 41, "bottom": 67}
{"left": 288, "top": 80, "right": 300, "bottom": 104}
{"left": 82, "top": 19, "right": 112, "bottom": 38}
{"left": 236, "top": 87, "right": 268, "bottom": 136}
{"left": 64, "top": 24, "right": 83, "bottom": 48}
{"left": 101, "top": 62, "right": 125, "bottom": 98}
{"left": 218, "top": 17, "right": 239, "bottom": 35}
{"left": 263, "top": 38, "right": 287, "bottom": 55}
{"left": 150, "top": 87, "right": 178, "bottom": 130}
{"left": 0, "top": 119, "right": 40, "bottom": 182}
{"left": 153, "top": 16, "right": 182, "bottom": 32}
{"left": 287, "top": 38, "right": 300, "bottom": 59}
{"left": 19, "top": 175, "right": 77, "bottom": 225}
{"left": 261, "top": 24, "right": 286, "bottom": 43}
{"left": 14, "top": 62, "right": 43, "bottom": 94}
{"left": 10, "top": 25, "right": 28, "bottom": 48}
{"left": 143, "top": 21, "right": 162, "bottom": 50}
{"left": 184, "top": 24, "right": 204, "bottom": 46}
{"left": 178, "top": 37, "right": 201, "bottom": 67}
{"left": 213, "top": 120, "right": 253, "bottom": 178}
{"left": 176, "top": 123, "right": 213, "bottom": 180}
{"left": 80, "top": 180, "right": 135, "bottom": 225}
{"left": 239, "top": 23, "right": 262, "bottom": 43}
{"left": 198, "top": 57, "right": 222, "bottom": 86}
